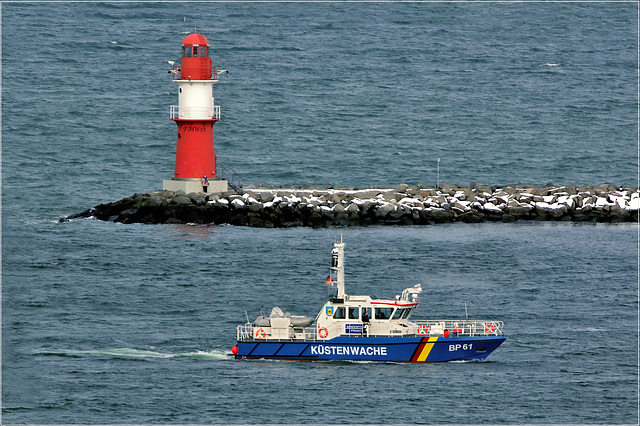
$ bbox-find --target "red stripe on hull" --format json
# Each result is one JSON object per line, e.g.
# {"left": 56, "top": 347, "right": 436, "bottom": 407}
{"left": 410, "top": 337, "right": 429, "bottom": 362}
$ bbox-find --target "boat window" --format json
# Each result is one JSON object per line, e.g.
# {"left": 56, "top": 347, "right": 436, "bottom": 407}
{"left": 186, "top": 46, "right": 192, "bottom": 57}
{"left": 193, "top": 45, "right": 199, "bottom": 57}
{"left": 401, "top": 308, "right": 412, "bottom": 319}
{"left": 392, "top": 308, "right": 405, "bottom": 320}
{"left": 375, "top": 307, "right": 394, "bottom": 320}
{"left": 333, "top": 307, "right": 346, "bottom": 319}
{"left": 348, "top": 307, "right": 359, "bottom": 320}
{"left": 362, "top": 307, "right": 372, "bottom": 321}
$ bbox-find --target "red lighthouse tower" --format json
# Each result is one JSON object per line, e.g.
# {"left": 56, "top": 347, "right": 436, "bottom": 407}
{"left": 163, "top": 33, "right": 227, "bottom": 194}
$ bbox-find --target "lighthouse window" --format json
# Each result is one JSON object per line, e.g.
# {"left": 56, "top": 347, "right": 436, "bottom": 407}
{"left": 181, "top": 46, "right": 185, "bottom": 57}
{"left": 375, "top": 307, "right": 394, "bottom": 320}
{"left": 186, "top": 47, "right": 192, "bottom": 57}
{"left": 193, "top": 46, "right": 198, "bottom": 57}
{"left": 200, "top": 46, "right": 206, "bottom": 57}
{"left": 348, "top": 307, "right": 359, "bottom": 320}
{"left": 333, "top": 307, "right": 346, "bottom": 319}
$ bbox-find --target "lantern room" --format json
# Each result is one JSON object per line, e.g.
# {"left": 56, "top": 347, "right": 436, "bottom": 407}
{"left": 179, "top": 33, "right": 212, "bottom": 81}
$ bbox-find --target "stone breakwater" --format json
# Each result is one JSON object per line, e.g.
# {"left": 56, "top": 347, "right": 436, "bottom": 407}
{"left": 62, "top": 183, "right": 639, "bottom": 227}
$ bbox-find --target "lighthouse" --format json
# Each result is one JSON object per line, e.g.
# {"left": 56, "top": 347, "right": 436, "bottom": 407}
{"left": 163, "top": 33, "right": 227, "bottom": 194}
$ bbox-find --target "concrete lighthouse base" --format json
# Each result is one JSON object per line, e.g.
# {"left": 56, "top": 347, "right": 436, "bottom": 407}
{"left": 163, "top": 178, "right": 228, "bottom": 195}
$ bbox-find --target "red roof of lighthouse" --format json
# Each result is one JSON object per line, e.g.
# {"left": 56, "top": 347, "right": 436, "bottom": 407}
{"left": 182, "top": 33, "right": 209, "bottom": 46}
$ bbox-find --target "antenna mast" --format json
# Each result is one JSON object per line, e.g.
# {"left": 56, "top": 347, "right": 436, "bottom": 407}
{"left": 330, "top": 238, "right": 346, "bottom": 299}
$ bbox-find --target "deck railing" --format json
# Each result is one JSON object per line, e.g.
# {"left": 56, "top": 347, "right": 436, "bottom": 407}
{"left": 237, "top": 319, "right": 504, "bottom": 341}
{"left": 412, "top": 320, "right": 504, "bottom": 337}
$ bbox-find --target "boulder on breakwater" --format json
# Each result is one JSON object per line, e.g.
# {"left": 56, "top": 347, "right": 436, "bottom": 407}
{"left": 61, "top": 183, "right": 639, "bottom": 227}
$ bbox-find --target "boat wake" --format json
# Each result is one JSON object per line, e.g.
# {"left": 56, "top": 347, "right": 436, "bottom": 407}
{"left": 35, "top": 348, "right": 231, "bottom": 360}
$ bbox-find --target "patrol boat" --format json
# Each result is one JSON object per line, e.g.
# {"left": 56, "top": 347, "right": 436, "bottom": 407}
{"left": 233, "top": 239, "right": 506, "bottom": 362}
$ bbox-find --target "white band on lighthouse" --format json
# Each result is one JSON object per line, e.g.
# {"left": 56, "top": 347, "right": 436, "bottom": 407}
{"left": 174, "top": 81, "right": 217, "bottom": 120}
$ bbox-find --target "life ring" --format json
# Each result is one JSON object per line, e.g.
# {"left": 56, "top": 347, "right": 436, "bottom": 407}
{"left": 485, "top": 323, "right": 495, "bottom": 334}
{"left": 318, "top": 327, "right": 329, "bottom": 338}
{"left": 417, "top": 325, "right": 429, "bottom": 335}
{"left": 255, "top": 328, "right": 266, "bottom": 340}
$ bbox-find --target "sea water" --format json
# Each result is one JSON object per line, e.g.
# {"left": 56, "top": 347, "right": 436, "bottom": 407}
{"left": 2, "top": 2, "right": 637, "bottom": 424}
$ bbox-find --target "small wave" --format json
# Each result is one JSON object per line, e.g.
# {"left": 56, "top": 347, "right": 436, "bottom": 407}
{"left": 35, "top": 348, "right": 231, "bottom": 360}
{"left": 544, "top": 63, "right": 560, "bottom": 67}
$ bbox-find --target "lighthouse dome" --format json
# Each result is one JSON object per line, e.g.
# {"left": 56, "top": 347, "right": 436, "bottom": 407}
{"left": 179, "top": 32, "right": 213, "bottom": 80}
{"left": 182, "top": 33, "right": 210, "bottom": 46}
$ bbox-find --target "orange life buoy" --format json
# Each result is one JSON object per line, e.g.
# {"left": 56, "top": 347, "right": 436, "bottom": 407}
{"left": 255, "top": 328, "right": 266, "bottom": 340}
{"left": 318, "top": 327, "right": 329, "bottom": 338}
{"left": 417, "top": 324, "right": 429, "bottom": 335}
{"left": 485, "top": 323, "right": 495, "bottom": 334}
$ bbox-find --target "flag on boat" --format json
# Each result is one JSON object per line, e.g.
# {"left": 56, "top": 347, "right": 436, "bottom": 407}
{"left": 325, "top": 275, "right": 333, "bottom": 285}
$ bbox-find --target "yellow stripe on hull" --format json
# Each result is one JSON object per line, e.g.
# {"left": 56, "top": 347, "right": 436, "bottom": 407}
{"left": 417, "top": 337, "right": 439, "bottom": 362}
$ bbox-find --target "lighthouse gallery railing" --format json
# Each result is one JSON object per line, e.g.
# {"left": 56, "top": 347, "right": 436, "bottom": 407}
{"left": 170, "top": 104, "right": 220, "bottom": 120}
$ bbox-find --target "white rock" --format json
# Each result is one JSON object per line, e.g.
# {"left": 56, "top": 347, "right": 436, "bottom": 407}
{"left": 557, "top": 196, "right": 574, "bottom": 209}
{"left": 534, "top": 201, "right": 552, "bottom": 211}
{"left": 496, "top": 194, "right": 511, "bottom": 204}
{"left": 483, "top": 202, "right": 503, "bottom": 213}
{"left": 398, "top": 197, "right": 422, "bottom": 207}
{"left": 346, "top": 203, "right": 359, "bottom": 213}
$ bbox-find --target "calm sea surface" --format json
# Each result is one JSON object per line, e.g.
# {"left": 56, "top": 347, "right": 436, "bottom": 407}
{"left": 2, "top": 2, "right": 638, "bottom": 424}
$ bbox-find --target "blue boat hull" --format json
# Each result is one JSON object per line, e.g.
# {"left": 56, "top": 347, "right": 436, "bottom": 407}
{"left": 235, "top": 335, "right": 506, "bottom": 362}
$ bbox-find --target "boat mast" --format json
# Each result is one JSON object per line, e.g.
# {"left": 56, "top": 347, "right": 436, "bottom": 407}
{"left": 330, "top": 236, "right": 346, "bottom": 298}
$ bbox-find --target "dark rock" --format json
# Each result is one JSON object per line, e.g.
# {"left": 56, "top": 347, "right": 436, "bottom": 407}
{"left": 172, "top": 195, "right": 192, "bottom": 205}
{"left": 191, "top": 195, "right": 206, "bottom": 206}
